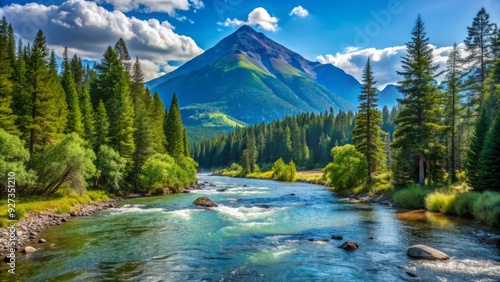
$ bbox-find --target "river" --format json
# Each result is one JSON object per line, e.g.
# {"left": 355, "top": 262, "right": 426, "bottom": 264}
{"left": 3, "top": 175, "right": 500, "bottom": 281}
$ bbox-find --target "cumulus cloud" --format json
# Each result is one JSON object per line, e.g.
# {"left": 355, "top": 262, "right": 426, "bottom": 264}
{"left": 94, "top": 0, "right": 204, "bottom": 15}
{"left": 317, "top": 44, "right": 465, "bottom": 89}
{"left": 289, "top": 6, "right": 309, "bottom": 17}
{"left": 217, "top": 7, "right": 279, "bottom": 32}
{"left": 0, "top": 0, "right": 203, "bottom": 80}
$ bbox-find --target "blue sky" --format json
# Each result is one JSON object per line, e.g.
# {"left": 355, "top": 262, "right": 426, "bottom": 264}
{"left": 1, "top": 0, "right": 499, "bottom": 88}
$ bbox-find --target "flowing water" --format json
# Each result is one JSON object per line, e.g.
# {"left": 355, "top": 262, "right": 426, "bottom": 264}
{"left": 2, "top": 175, "right": 500, "bottom": 281}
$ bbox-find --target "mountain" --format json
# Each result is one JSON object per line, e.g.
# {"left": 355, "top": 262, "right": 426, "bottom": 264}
{"left": 147, "top": 25, "right": 361, "bottom": 126}
{"left": 378, "top": 84, "right": 402, "bottom": 109}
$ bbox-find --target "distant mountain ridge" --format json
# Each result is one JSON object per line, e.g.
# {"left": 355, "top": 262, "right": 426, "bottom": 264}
{"left": 147, "top": 25, "right": 400, "bottom": 126}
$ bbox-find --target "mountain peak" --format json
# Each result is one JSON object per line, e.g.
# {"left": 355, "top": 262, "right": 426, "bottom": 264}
{"left": 235, "top": 25, "right": 258, "bottom": 34}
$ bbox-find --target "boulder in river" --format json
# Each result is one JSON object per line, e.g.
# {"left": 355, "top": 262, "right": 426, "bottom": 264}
{"left": 407, "top": 245, "right": 449, "bottom": 260}
{"left": 22, "top": 246, "right": 37, "bottom": 254}
{"left": 338, "top": 241, "right": 359, "bottom": 251}
{"left": 193, "top": 197, "right": 218, "bottom": 207}
{"left": 258, "top": 205, "right": 270, "bottom": 209}
{"left": 331, "top": 235, "right": 343, "bottom": 240}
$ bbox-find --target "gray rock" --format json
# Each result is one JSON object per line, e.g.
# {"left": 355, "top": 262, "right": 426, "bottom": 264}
{"left": 38, "top": 239, "right": 46, "bottom": 244}
{"left": 331, "top": 235, "right": 343, "bottom": 240}
{"left": 407, "top": 245, "right": 449, "bottom": 260}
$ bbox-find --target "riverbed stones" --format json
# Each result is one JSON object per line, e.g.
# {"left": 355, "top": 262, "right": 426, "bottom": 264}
{"left": 38, "top": 239, "right": 46, "bottom": 244}
{"left": 331, "top": 235, "right": 343, "bottom": 240}
{"left": 407, "top": 245, "right": 449, "bottom": 260}
{"left": 22, "top": 246, "right": 37, "bottom": 254}
{"left": 193, "top": 197, "right": 218, "bottom": 207}
{"left": 338, "top": 241, "right": 359, "bottom": 251}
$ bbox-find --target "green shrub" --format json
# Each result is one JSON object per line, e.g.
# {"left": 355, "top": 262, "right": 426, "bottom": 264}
{"left": 0, "top": 129, "right": 35, "bottom": 189}
{"left": 425, "top": 191, "right": 456, "bottom": 213}
{"left": 452, "top": 192, "right": 480, "bottom": 216}
{"left": 54, "top": 204, "right": 72, "bottom": 215}
{"left": 323, "top": 145, "right": 367, "bottom": 192}
{"left": 95, "top": 145, "right": 127, "bottom": 193}
{"left": 14, "top": 206, "right": 26, "bottom": 220}
{"left": 86, "top": 190, "right": 109, "bottom": 202}
{"left": 272, "top": 158, "right": 297, "bottom": 182}
{"left": 472, "top": 192, "right": 500, "bottom": 226}
{"left": 220, "top": 163, "right": 244, "bottom": 177}
{"left": 393, "top": 184, "right": 429, "bottom": 209}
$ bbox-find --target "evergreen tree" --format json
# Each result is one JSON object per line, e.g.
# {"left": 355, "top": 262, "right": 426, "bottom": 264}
{"left": 61, "top": 47, "right": 84, "bottom": 135}
{"left": 130, "top": 57, "right": 156, "bottom": 189}
{"left": 25, "top": 30, "right": 68, "bottom": 155}
{"left": 153, "top": 92, "right": 167, "bottom": 153}
{"left": 444, "top": 43, "right": 465, "bottom": 182}
{"left": 352, "top": 59, "right": 386, "bottom": 183}
{"left": 165, "top": 93, "right": 185, "bottom": 160}
{"left": 392, "top": 16, "right": 444, "bottom": 187}
{"left": 466, "top": 107, "right": 490, "bottom": 189}
{"left": 0, "top": 17, "right": 18, "bottom": 135}
{"left": 464, "top": 8, "right": 495, "bottom": 104}
{"left": 95, "top": 99, "right": 109, "bottom": 150}
{"left": 91, "top": 46, "right": 123, "bottom": 106}
{"left": 70, "top": 54, "right": 84, "bottom": 97}
{"left": 114, "top": 38, "right": 131, "bottom": 73}
{"left": 477, "top": 108, "right": 500, "bottom": 191}
{"left": 241, "top": 128, "right": 258, "bottom": 173}
{"left": 80, "top": 86, "right": 96, "bottom": 145}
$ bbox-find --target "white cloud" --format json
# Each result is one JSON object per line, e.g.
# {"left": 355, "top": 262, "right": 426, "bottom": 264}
{"left": 317, "top": 44, "right": 466, "bottom": 89}
{"left": 0, "top": 0, "right": 203, "bottom": 81}
{"left": 217, "top": 7, "right": 279, "bottom": 32}
{"left": 94, "top": 0, "right": 204, "bottom": 15}
{"left": 289, "top": 6, "right": 309, "bottom": 17}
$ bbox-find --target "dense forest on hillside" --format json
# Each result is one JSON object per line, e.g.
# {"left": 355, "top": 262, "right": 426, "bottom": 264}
{"left": 0, "top": 17, "right": 196, "bottom": 197}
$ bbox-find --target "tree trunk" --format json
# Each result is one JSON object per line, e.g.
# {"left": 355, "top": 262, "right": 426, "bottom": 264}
{"left": 419, "top": 154, "right": 425, "bottom": 187}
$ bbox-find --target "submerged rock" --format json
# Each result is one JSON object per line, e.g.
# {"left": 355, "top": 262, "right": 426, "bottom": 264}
{"left": 407, "top": 244, "right": 449, "bottom": 260}
{"left": 193, "top": 197, "right": 218, "bottom": 207}
{"left": 308, "top": 238, "right": 330, "bottom": 243}
{"left": 338, "top": 241, "right": 359, "bottom": 251}
{"left": 331, "top": 235, "right": 343, "bottom": 240}
{"left": 258, "top": 205, "right": 270, "bottom": 209}
{"left": 216, "top": 189, "right": 227, "bottom": 192}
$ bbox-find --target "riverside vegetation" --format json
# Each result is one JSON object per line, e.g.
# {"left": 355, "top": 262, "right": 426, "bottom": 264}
{"left": 0, "top": 17, "right": 197, "bottom": 226}
{"left": 197, "top": 10, "right": 500, "bottom": 226}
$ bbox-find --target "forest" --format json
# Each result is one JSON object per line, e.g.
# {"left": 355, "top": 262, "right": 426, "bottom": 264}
{"left": 194, "top": 9, "right": 500, "bottom": 225}
{"left": 0, "top": 17, "right": 197, "bottom": 199}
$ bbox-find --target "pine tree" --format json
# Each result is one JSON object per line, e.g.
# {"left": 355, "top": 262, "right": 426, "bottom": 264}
{"left": 0, "top": 17, "right": 18, "bottom": 135}
{"left": 61, "top": 47, "right": 84, "bottom": 135}
{"left": 165, "top": 93, "right": 186, "bottom": 160}
{"left": 463, "top": 7, "right": 495, "bottom": 128}
{"left": 80, "top": 86, "right": 96, "bottom": 145}
{"left": 352, "top": 59, "right": 386, "bottom": 183}
{"left": 25, "top": 31, "right": 68, "bottom": 154}
{"left": 444, "top": 43, "right": 465, "bottom": 182}
{"left": 70, "top": 55, "right": 84, "bottom": 97}
{"left": 95, "top": 99, "right": 109, "bottom": 150}
{"left": 130, "top": 57, "right": 155, "bottom": 189}
{"left": 477, "top": 108, "right": 500, "bottom": 191}
{"left": 392, "top": 16, "right": 445, "bottom": 187}
{"left": 91, "top": 46, "right": 123, "bottom": 106}
{"left": 466, "top": 107, "right": 490, "bottom": 190}
{"left": 153, "top": 92, "right": 167, "bottom": 153}
{"left": 114, "top": 38, "right": 131, "bottom": 73}
{"left": 241, "top": 128, "right": 258, "bottom": 173}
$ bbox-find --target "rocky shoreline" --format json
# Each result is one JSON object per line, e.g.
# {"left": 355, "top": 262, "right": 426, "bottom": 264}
{"left": 339, "top": 192, "right": 396, "bottom": 207}
{"left": 0, "top": 182, "right": 206, "bottom": 260}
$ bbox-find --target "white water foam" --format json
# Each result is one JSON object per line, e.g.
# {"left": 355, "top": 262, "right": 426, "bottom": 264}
{"left": 214, "top": 205, "right": 284, "bottom": 221}
{"left": 167, "top": 209, "right": 200, "bottom": 220}
{"left": 416, "top": 258, "right": 500, "bottom": 276}
{"left": 108, "top": 204, "right": 165, "bottom": 215}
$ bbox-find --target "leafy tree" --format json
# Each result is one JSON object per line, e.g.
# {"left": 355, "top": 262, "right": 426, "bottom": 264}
{"left": 31, "top": 133, "right": 96, "bottom": 195}
{"left": 95, "top": 145, "right": 127, "bottom": 193}
{"left": 0, "top": 129, "right": 34, "bottom": 190}
{"left": 467, "top": 107, "right": 490, "bottom": 190}
{"left": 272, "top": 158, "right": 297, "bottom": 181}
{"left": 392, "top": 16, "right": 445, "bottom": 187}
{"left": 352, "top": 59, "right": 386, "bottom": 183}
{"left": 323, "top": 145, "right": 367, "bottom": 191}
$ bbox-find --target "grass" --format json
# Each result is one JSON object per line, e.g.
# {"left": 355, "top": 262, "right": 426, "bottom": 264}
{"left": 452, "top": 192, "right": 480, "bottom": 216}
{"left": 392, "top": 184, "right": 431, "bottom": 209}
{"left": 245, "top": 171, "right": 274, "bottom": 179}
{"left": 0, "top": 190, "right": 110, "bottom": 227}
{"left": 472, "top": 192, "right": 500, "bottom": 226}
{"left": 425, "top": 191, "right": 456, "bottom": 213}
{"left": 296, "top": 171, "right": 324, "bottom": 183}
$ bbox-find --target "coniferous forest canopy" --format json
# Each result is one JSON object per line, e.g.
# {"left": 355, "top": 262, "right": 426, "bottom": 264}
{"left": 0, "top": 17, "right": 197, "bottom": 196}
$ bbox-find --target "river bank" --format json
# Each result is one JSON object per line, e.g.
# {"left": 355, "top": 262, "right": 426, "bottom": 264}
{"left": 0, "top": 182, "right": 207, "bottom": 260}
